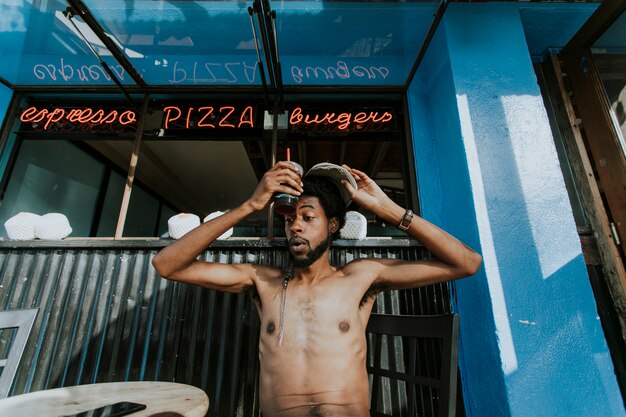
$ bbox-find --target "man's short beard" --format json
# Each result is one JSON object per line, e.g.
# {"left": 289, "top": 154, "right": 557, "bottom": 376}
{"left": 290, "top": 234, "right": 331, "bottom": 268}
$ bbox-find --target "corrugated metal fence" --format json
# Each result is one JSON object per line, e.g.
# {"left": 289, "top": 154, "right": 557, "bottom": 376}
{"left": 0, "top": 241, "right": 453, "bottom": 416}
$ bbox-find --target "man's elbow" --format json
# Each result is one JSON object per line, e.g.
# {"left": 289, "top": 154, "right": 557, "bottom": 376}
{"left": 461, "top": 251, "right": 482, "bottom": 277}
{"left": 152, "top": 254, "right": 172, "bottom": 278}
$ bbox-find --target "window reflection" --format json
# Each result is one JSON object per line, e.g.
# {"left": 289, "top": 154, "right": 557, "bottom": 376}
{"left": 0, "top": 140, "right": 105, "bottom": 237}
{"left": 591, "top": 11, "right": 626, "bottom": 157}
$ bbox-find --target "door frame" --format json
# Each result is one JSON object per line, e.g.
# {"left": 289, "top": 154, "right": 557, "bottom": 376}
{"left": 556, "top": 0, "right": 626, "bottom": 396}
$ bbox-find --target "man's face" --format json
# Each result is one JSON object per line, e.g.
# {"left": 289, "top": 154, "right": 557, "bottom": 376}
{"left": 284, "top": 196, "right": 337, "bottom": 268}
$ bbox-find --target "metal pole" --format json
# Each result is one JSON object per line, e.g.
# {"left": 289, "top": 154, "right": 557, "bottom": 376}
{"left": 404, "top": 0, "right": 448, "bottom": 91}
{"left": 114, "top": 94, "right": 149, "bottom": 239}
{"left": 65, "top": 0, "right": 147, "bottom": 89}
{"left": 248, "top": 6, "right": 270, "bottom": 106}
{"left": 0, "top": 76, "right": 13, "bottom": 90}
{"left": 64, "top": 8, "right": 139, "bottom": 111}
{"left": 267, "top": 109, "right": 279, "bottom": 239}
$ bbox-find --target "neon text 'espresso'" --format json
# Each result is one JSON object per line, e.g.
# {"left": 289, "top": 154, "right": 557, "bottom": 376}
{"left": 20, "top": 106, "right": 136, "bottom": 130}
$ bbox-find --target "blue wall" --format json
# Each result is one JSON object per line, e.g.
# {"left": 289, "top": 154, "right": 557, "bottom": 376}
{"left": 0, "top": 84, "right": 12, "bottom": 128}
{"left": 409, "top": 22, "right": 512, "bottom": 416}
{"left": 0, "top": 85, "right": 14, "bottom": 182}
{"left": 409, "top": 3, "right": 624, "bottom": 417}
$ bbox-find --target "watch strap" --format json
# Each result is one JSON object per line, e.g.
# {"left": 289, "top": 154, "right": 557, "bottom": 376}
{"left": 397, "top": 209, "right": 413, "bottom": 231}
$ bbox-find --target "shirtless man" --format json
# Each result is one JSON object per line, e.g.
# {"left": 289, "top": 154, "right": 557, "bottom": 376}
{"left": 152, "top": 161, "right": 482, "bottom": 417}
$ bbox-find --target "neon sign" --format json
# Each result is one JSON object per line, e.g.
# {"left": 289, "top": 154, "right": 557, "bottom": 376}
{"left": 289, "top": 107, "right": 393, "bottom": 131}
{"left": 20, "top": 106, "right": 136, "bottom": 130}
{"left": 19, "top": 105, "right": 257, "bottom": 131}
{"left": 162, "top": 106, "right": 254, "bottom": 129}
{"left": 19, "top": 105, "right": 394, "bottom": 133}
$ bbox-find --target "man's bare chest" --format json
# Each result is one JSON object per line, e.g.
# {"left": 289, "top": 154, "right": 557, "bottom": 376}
{"left": 259, "top": 279, "right": 372, "bottom": 345}
{"left": 290, "top": 290, "right": 357, "bottom": 333}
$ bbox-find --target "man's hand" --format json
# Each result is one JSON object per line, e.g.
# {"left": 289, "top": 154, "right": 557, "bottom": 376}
{"left": 341, "top": 165, "right": 390, "bottom": 214}
{"left": 246, "top": 161, "right": 304, "bottom": 212}
{"left": 153, "top": 162, "right": 302, "bottom": 288}
{"left": 340, "top": 165, "right": 482, "bottom": 289}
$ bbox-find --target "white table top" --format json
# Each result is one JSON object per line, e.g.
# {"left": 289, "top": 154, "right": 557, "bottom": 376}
{"left": 0, "top": 381, "right": 209, "bottom": 417}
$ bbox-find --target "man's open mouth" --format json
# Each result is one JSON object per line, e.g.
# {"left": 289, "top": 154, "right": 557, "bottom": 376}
{"left": 289, "top": 237, "right": 308, "bottom": 250}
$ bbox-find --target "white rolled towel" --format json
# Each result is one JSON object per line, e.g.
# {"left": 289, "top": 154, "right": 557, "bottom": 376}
{"left": 340, "top": 211, "right": 367, "bottom": 240}
{"left": 35, "top": 213, "right": 72, "bottom": 240}
{"left": 4, "top": 212, "right": 42, "bottom": 240}
{"left": 168, "top": 213, "right": 200, "bottom": 239}
{"left": 204, "top": 211, "right": 233, "bottom": 240}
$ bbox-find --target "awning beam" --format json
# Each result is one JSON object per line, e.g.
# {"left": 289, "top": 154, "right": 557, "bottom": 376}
{"left": 65, "top": 0, "right": 147, "bottom": 90}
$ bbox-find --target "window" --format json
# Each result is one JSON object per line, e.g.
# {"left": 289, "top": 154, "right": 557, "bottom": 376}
{"left": 0, "top": 139, "right": 105, "bottom": 236}
{"left": 1, "top": 95, "right": 412, "bottom": 239}
{"left": 591, "top": 10, "right": 626, "bottom": 158}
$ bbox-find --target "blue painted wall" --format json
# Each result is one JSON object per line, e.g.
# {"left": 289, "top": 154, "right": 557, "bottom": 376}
{"left": 409, "top": 3, "right": 624, "bottom": 417}
{"left": 0, "top": 85, "right": 12, "bottom": 128}
{"left": 518, "top": 3, "right": 598, "bottom": 59}
{"left": 0, "top": 85, "right": 15, "bottom": 183}
{"left": 409, "top": 23, "right": 511, "bottom": 416}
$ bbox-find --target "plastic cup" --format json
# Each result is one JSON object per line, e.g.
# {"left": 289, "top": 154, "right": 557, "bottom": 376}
{"left": 274, "top": 161, "right": 303, "bottom": 215}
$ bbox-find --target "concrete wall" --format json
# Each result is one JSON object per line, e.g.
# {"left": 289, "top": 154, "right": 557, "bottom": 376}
{"left": 409, "top": 3, "right": 624, "bottom": 417}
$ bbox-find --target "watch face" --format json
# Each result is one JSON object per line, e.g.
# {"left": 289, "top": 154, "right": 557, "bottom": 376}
{"left": 398, "top": 210, "right": 413, "bottom": 230}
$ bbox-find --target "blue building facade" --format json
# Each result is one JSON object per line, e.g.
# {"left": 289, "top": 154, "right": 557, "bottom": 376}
{"left": 410, "top": 4, "right": 624, "bottom": 416}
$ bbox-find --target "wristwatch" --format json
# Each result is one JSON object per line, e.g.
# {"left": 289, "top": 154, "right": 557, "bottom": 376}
{"left": 397, "top": 209, "right": 413, "bottom": 232}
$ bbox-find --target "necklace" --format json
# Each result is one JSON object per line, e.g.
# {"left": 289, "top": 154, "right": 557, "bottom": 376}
{"left": 277, "top": 267, "right": 292, "bottom": 346}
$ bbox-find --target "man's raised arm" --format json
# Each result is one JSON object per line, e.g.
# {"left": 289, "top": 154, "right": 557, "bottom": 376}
{"left": 152, "top": 162, "right": 303, "bottom": 292}
{"left": 342, "top": 166, "right": 482, "bottom": 289}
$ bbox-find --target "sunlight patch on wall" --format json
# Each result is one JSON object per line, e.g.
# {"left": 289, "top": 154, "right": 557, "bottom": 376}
{"left": 457, "top": 94, "right": 519, "bottom": 376}
{"left": 500, "top": 94, "right": 581, "bottom": 279}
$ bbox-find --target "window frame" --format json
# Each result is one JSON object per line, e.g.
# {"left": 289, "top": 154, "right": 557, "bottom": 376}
{"left": 0, "top": 92, "right": 418, "bottom": 240}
